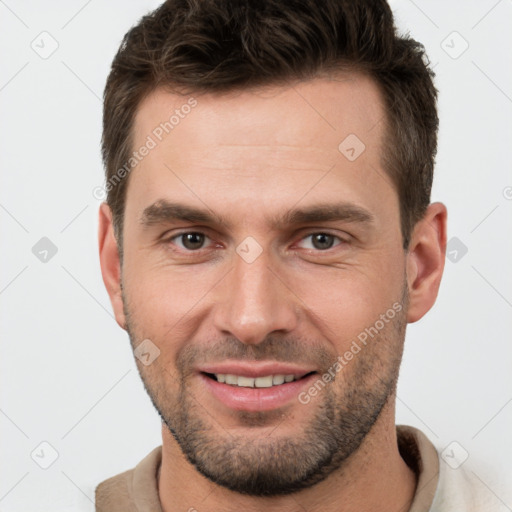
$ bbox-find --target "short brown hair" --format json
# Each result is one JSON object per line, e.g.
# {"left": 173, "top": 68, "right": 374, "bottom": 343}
{"left": 102, "top": 0, "right": 438, "bottom": 253}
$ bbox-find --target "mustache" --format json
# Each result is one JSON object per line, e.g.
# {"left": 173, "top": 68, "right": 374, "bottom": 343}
{"left": 176, "top": 335, "right": 337, "bottom": 375}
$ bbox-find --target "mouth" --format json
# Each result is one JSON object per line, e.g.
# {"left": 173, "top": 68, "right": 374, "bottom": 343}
{"left": 202, "top": 371, "right": 317, "bottom": 388}
{"left": 198, "top": 364, "right": 319, "bottom": 412}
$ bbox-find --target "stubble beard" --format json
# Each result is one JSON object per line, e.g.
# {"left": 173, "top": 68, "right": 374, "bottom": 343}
{"left": 123, "top": 286, "right": 408, "bottom": 496}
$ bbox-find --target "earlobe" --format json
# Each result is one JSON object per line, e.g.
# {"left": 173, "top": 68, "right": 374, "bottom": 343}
{"left": 98, "top": 203, "right": 127, "bottom": 330}
{"left": 405, "top": 202, "right": 447, "bottom": 323}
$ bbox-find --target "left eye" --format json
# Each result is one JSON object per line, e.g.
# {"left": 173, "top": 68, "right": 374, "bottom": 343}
{"left": 171, "top": 232, "right": 211, "bottom": 251}
{"left": 297, "top": 233, "right": 342, "bottom": 251}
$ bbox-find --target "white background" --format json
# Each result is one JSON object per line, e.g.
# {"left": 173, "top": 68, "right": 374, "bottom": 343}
{"left": 1, "top": 1, "right": 511, "bottom": 510}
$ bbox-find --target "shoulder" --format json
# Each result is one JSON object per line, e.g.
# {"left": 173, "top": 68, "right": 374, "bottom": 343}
{"left": 95, "top": 467, "right": 136, "bottom": 512}
{"left": 432, "top": 457, "right": 510, "bottom": 511}
{"left": 397, "top": 425, "right": 510, "bottom": 511}
{"left": 95, "top": 446, "right": 163, "bottom": 512}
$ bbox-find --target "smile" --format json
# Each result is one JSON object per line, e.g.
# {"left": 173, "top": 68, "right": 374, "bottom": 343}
{"left": 205, "top": 372, "right": 315, "bottom": 388}
{"left": 199, "top": 368, "right": 319, "bottom": 412}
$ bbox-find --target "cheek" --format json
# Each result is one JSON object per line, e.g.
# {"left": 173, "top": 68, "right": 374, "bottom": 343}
{"left": 122, "top": 259, "right": 221, "bottom": 340}
{"left": 289, "top": 261, "right": 405, "bottom": 350}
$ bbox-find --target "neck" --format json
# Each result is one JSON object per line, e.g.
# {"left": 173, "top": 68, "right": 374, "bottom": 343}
{"left": 158, "top": 403, "right": 417, "bottom": 512}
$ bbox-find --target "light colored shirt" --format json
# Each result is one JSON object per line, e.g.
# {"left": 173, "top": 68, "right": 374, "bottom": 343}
{"left": 94, "top": 424, "right": 506, "bottom": 511}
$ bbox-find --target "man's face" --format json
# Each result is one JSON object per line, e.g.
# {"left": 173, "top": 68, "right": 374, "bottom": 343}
{"left": 119, "top": 75, "right": 409, "bottom": 495}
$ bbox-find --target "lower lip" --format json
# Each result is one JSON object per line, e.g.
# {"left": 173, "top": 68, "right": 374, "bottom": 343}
{"left": 199, "top": 373, "right": 317, "bottom": 411}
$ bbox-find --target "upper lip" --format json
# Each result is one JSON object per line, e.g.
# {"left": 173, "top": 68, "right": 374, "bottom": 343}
{"left": 198, "top": 361, "right": 316, "bottom": 379}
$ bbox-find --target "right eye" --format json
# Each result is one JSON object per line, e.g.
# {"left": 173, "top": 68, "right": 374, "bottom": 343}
{"left": 169, "top": 232, "right": 212, "bottom": 251}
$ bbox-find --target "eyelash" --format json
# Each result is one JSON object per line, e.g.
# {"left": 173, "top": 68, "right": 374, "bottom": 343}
{"left": 163, "top": 231, "right": 348, "bottom": 255}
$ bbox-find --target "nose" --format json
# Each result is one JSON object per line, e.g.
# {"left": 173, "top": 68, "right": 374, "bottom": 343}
{"left": 212, "top": 247, "right": 298, "bottom": 345}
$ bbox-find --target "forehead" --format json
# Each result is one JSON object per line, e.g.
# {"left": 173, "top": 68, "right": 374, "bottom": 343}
{"left": 126, "top": 74, "right": 396, "bottom": 230}
{"left": 134, "top": 73, "right": 385, "bottom": 149}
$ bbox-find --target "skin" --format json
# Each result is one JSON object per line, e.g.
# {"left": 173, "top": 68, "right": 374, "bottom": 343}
{"left": 99, "top": 73, "right": 447, "bottom": 512}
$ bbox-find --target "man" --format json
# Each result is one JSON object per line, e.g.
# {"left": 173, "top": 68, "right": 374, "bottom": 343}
{"left": 94, "top": 1, "right": 494, "bottom": 510}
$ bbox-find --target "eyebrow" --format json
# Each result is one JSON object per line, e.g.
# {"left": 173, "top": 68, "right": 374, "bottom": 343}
{"left": 139, "top": 199, "right": 374, "bottom": 230}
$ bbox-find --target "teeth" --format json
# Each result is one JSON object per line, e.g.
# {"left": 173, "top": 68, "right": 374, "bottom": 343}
{"left": 237, "top": 376, "right": 255, "bottom": 387}
{"left": 225, "top": 374, "right": 238, "bottom": 385}
{"left": 272, "top": 375, "right": 285, "bottom": 385}
{"left": 254, "top": 376, "right": 273, "bottom": 388}
{"left": 214, "top": 374, "right": 299, "bottom": 388}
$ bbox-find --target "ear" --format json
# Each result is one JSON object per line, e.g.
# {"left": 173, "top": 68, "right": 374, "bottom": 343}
{"left": 98, "top": 203, "right": 126, "bottom": 330}
{"left": 405, "top": 202, "right": 447, "bottom": 323}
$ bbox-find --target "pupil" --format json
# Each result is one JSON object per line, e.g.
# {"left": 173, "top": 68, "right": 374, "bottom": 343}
{"left": 183, "top": 233, "right": 204, "bottom": 250}
{"left": 313, "top": 233, "right": 333, "bottom": 250}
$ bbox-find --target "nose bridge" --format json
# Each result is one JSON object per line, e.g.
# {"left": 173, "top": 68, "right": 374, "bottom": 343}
{"left": 213, "top": 246, "right": 297, "bottom": 344}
